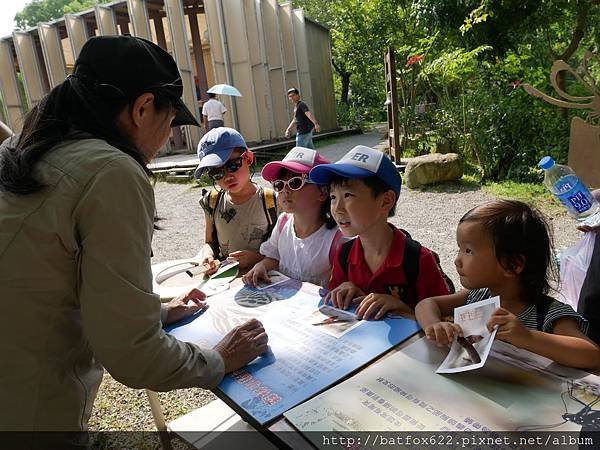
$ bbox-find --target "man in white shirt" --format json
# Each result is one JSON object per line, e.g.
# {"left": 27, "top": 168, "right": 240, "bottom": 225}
{"left": 202, "top": 93, "right": 227, "bottom": 131}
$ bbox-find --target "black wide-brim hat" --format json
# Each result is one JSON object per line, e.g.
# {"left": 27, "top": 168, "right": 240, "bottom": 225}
{"left": 73, "top": 35, "right": 200, "bottom": 127}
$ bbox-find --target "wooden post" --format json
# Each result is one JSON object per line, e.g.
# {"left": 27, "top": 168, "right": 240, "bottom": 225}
{"left": 385, "top": 46, "right": 400, "bottom": 162}
{"left": 187, "top": 10, "right": 209, "bottom": 102}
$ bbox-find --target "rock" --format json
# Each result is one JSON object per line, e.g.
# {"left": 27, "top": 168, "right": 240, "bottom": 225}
{"left": 404, "top": 153, "right": 463, "bottom": 188}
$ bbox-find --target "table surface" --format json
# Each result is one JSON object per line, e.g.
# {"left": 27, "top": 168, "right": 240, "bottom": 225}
{"left": 207, "top": 276, "right": 423, "bottom": 450}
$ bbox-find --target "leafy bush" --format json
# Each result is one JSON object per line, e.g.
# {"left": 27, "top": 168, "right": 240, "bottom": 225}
{"left": 463, "top": 83, "right": 570, "bottom": 181}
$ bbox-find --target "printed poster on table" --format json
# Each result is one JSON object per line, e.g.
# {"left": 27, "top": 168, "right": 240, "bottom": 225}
{"left": 285, "top": 337, "right": 600, "bottom": 438}
{"left": 165, "top": 279, "right": 420, "bottom": 425}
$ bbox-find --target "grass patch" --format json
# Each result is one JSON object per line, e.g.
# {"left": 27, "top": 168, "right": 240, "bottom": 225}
{"left": 314, "top": 136, "right": 343, "bottom": 148}
{"left": 482, "top": 180, "right": 558, "bottom": 207}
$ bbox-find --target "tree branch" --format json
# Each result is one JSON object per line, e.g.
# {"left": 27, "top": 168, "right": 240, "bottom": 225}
{"left": 559, "top": 0, "right": 590, "bottom": 61}
{"left": 331, "top": 59, "right": 349, "bottom": 78}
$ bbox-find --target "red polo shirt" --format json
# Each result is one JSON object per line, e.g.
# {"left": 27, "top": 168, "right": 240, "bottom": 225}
{"left": 328, "top": 224, "right": 450, "bottom": 309}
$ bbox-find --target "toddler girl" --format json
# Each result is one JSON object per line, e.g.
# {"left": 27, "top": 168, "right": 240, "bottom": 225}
{"left": 415, "top": 199, "right": 600, "bottom": 369}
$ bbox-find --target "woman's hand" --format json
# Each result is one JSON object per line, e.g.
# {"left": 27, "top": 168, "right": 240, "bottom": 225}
{"left": 213, "top": 319, "right": 269, "bottom": 373}
{"left": 164, "top": 288, "right": 208, "bottom": 325}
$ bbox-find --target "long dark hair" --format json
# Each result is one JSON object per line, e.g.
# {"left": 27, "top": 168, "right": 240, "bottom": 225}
{"left": 459, "top": 199, "right": 557, "bottom": 303}
{"left": 0, "top": 67, "right": 172, "bottom": 195}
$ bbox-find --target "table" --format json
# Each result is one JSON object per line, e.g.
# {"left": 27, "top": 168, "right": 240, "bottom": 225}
{"left": 148, "top": 277, "right": 422, "bottom": 449}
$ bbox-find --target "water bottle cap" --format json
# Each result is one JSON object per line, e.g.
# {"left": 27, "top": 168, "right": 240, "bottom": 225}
{"left": 538, "top": 156, "right": 555, "bottom": 170}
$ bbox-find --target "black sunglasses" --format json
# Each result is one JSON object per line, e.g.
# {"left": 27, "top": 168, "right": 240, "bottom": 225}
{"left": 207, "top": 153, "right": 247, "bottom": 180}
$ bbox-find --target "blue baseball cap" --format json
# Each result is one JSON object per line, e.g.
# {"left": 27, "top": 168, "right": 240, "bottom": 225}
{"left": 309, "top": 145, "right": 401, "bottom": 198}
{"left": 194, "top": 127, "right": 248, "bottom": 179}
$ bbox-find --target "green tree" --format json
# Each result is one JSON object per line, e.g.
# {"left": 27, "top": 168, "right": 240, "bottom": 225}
{"left": 15, "top": 0, "right": 111, "bottom": 29}
{"left": 292, "top": 0, "right": 419, "bottom": 123}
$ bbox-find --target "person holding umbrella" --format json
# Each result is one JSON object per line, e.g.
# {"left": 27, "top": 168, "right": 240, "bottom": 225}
{"left": 202, "top": 92, "right": 227, "bottom": 131}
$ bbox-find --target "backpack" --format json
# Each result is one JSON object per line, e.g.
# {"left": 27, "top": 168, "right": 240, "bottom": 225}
{"left": 337, "top": 229, "right": 455, "bottom": 305}
{"left": 201, "top": 186, "right": 278, "bottom": 258}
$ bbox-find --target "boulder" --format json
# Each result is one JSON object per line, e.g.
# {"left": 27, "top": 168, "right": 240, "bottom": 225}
{"left": 404, "top": 153, "right": 463, "bottom": 188}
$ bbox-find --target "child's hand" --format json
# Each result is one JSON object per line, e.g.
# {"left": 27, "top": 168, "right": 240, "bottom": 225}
{"left": 353, "top": 294, "right": 398, "bottom": 320}
{"left": 424, "top": 322, "right": 463, "bottom": 347}
{"left": 227, "top": 250, "right": 262, "bottom": 269}
{"left": 487, "top": 307, "right": 531, "bottom": 347}
{"left": 200, "top": 255, "right": 219, "bottom": 276}
{"left": 324, "top": 282, "right": 365, "bottom": 310}
{"left": 242, "top": 263, "right": 270, "bottom": 287}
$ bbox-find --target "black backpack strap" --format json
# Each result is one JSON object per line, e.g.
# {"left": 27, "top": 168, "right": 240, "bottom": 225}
{"left": 535, "top": 296, "right": 553, "bottom": 332}
{"left": 401, "top": 228, "right": 455, "bottom": 295}
{"left": 260, "top": 187, "right": 278, "bottom": 241}
{"left": 337, "top": 238, "right": 355, "bottom": 276}
{"left": 402, "top": 232, "right": 421, "bottom": 306}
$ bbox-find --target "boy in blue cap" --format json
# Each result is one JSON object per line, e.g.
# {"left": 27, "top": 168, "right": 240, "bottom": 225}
{"left": 195, "top": 127, "right": 278, "bottom": 272}
{"left": 309, "top": 145, "right": 449, "bottom": 320}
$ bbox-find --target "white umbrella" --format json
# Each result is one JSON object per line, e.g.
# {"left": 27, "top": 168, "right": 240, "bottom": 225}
{"left": 207, "top": 84, "right": 242, "bottom": 97}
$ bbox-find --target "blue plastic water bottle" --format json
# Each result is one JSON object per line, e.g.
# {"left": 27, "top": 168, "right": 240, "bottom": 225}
{"left": 539, "top": 156, "right": 600, "bottom": 223}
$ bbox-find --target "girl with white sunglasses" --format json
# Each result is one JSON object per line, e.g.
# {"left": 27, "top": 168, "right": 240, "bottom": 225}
{"left": 243, "top": 147, "right": 345, "bottom": 288}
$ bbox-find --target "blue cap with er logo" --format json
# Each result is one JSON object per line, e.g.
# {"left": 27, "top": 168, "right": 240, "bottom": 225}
{"left": 308, "top": 145, "right": 401, "bottom": 198}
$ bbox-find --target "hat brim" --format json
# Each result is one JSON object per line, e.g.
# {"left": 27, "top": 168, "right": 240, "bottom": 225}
{"left": 261, "top": 161, "right": 312, "bottom": 181}
{"left": 171, "top": 97, "right": 201, "bottom": 127}
{"left": 309, "top": 163, "right": 375, "bottom": 185}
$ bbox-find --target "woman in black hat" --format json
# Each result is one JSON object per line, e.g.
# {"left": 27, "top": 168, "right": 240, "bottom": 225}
{"left": 0, "top": 35, "right": 267, "bottom": 432}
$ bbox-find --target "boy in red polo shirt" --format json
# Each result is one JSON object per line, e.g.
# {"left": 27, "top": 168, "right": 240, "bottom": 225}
{"left": 309, "top": 145, "right": 449, "bottom": 320}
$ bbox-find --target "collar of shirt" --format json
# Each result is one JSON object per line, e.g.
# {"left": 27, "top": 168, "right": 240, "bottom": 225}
{"left": 348, "top": 223, "right": 406, "bottom": 277}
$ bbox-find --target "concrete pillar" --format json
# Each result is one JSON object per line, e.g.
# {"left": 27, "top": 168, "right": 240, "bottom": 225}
{"left": 164, "top": 0, "right": 202, "bottom": 150}
{"left": 12, "top": 31, "right": 48, "bottom": 108}
{"left": 291, "top": 9, "right": 313, "bottom": 115}
{"left": 278, "top": 2, "right": 300, "bottom": 120}
{"left": 0, "top": 39, "right": 26, "bottom": 131}
{"left": 64, "top": 13, "right": 89, "bottom": 59}
{"left": 203, "top": 0, "right": 237, "bottom": 130}
{"left": 95, "top": 4, "right": 119, "bottom": 36}
{"left": 259, "top": 0, "right": 289, "bottom": 138}
{"left": 126, "top": 0, "right": 152, "bottom": 40}
{"left": 38, "top": 23, "right": 68, "bottom": 88}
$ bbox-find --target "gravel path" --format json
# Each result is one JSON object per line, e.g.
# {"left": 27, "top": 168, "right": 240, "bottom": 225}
{"left": 89, "top": 131, "right": 582, "bottom": 431}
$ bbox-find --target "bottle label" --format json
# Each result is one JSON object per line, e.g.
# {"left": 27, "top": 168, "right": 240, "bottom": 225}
{"left": 554, "top": 176, "right": 594, "bottom": 215}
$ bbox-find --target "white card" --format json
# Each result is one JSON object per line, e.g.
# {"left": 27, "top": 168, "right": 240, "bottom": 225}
{"left": 436, "top": 296, "right": 500, "bottom": 374}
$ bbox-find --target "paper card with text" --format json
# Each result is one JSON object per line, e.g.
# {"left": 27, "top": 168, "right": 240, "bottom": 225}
{"left": 436, "top": 296, "right": 500, "bottom": 374}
